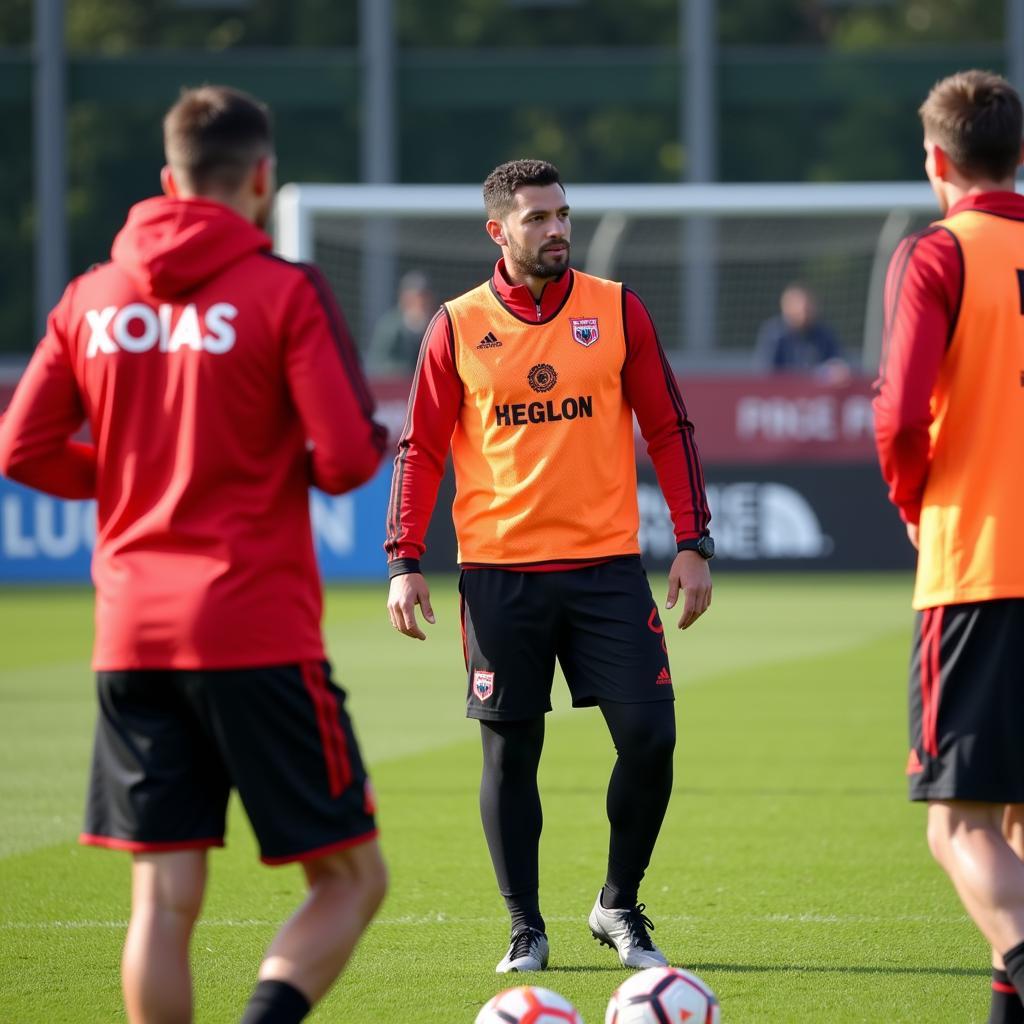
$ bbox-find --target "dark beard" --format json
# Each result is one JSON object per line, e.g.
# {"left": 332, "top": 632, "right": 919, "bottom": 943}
{"left": 506, "top": 235, "right": 571, "bottom": 279}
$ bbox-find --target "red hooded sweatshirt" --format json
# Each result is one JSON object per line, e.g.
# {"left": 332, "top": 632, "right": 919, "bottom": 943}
{"left": 0, "top": 196, "right": 386, "bottom": 670}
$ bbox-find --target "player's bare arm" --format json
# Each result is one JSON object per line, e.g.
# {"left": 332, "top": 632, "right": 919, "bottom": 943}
{"left": 387, "top": 571, "right": 436, "bottom": 640}
{"left": 666, "top": 550, "right": 712, "bottom": 630}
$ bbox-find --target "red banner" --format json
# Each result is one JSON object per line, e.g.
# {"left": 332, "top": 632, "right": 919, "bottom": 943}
{"left": 3, "top": 372, "right": 878, "bottom": 466}
{"left": 369, "top": 373, "right": 878, "bottom": 465}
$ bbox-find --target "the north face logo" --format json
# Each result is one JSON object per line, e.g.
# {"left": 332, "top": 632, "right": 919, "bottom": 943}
{"left": 85, "top": 302, "right": 238, "bottom": 358}
{"left": 473, "top": 670, "right": 495, "bottom": 701}
{"left": 477, "top": 331, "right": 502, "bottom": 349}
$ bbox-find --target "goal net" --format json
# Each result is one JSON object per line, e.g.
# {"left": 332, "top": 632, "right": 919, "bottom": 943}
{"left": 274, "top": 182, "right": 938, "bottom": 373}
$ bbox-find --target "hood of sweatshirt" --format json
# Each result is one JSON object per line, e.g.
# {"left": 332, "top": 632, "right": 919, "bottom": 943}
{"left": 110, "top": 196, "right": 272, "bottom": 299}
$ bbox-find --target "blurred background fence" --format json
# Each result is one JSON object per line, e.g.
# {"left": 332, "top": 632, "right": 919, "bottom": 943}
{"left": 1, "top": 0, "right": 1020, "bottom": 361}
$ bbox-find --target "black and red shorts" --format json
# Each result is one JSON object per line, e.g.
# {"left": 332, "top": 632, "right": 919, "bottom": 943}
{"left": 907, "top": 599, "right": 1024, "bottom": 803}
{"left": 82, "top": 662, "right": 377, "bottom": 864}
{"left": 459, "top": 556, "right": 674, "bottom": 721}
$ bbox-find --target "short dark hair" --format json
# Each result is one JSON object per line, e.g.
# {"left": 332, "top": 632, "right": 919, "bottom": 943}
{"left": 919, "top": 69, "right": 1022, "bottom": 180}
{"left": 164, "top": 85, "right": 273, "bottom": 194}
{"left": 483, "top": 159, "right": 564, "bottom": 219}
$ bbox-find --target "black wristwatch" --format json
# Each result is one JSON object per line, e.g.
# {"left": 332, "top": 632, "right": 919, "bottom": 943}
{"left": 677, "top": 534, "right": 715, "bottom": 560}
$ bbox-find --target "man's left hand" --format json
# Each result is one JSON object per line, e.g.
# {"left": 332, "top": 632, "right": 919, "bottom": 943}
{"left": 666, "top": 550, "right": 712, "bottom": 630}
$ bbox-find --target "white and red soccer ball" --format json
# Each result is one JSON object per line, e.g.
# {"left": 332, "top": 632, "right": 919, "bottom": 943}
{"left": 475, "top": 985, "right": 584, "bottom": 1024}
{"left": 605, "top": 966, "right": 720, "bottom": 1024}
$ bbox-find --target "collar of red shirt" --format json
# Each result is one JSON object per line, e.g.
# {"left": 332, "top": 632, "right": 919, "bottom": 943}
{"left": 946, "top": 190, "right": 1024, "bottom": 219}
{"left": 491, "top": 258, "right": 572, "bottom": 319}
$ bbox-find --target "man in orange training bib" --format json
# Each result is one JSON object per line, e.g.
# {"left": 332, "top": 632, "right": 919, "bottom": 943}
{"left": 874, "top": 69, "right": 1024, "bottom": 1024}
{"left": 385, "top": 159, "right": 713, "bottom": 973}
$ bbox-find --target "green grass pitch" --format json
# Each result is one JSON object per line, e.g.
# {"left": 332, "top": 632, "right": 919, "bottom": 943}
{"left": 0, "top": 574, "right": 989, "bottom": 1022}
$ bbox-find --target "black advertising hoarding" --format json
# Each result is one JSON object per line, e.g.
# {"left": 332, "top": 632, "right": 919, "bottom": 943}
{"left": 638, "top": 463, "right": 913, "bottom": 572}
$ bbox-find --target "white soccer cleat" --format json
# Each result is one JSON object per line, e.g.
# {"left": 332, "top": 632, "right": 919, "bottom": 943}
{"left": 588, "top": 892, "right": 668, "bottom": 970}
{"left": 496, "top": 927, "right": 550, "bottom": 973}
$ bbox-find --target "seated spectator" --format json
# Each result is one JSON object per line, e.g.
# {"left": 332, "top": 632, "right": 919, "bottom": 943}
{"left": 365, "top": 270, "right": 436, "bottom": 374}
{"left": 756, "top": 283, "right": 849, "bottom": 382}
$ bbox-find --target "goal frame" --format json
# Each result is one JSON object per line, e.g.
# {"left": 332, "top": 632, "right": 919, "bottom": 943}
{"left": 273, "top": 181, "right": 939, "bottom": 370}
{"left": 275, "top": 181, "right": 937, "bottom": 262}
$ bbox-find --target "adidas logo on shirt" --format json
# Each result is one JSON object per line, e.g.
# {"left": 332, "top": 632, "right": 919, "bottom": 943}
{"left": 656, "top": 667, "right": 672, "bottom": 685}
{"left": 477, "top": 331, "right": 502, "bottom": 349}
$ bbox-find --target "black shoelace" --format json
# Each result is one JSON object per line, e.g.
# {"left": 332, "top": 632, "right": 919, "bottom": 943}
{"left": 509, "top": 928, "right": 542, "bottom": 960}
{"left": 625, "top": 904, "right": 656, "bottom": 950}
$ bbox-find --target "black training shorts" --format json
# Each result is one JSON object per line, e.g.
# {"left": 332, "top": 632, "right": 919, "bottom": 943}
{"left": 459, "top": 555, "right": 674, "bottom": 721}
{"left": 82, "top": 662, "right": 377, "bottom": 864}
{"left": 907, "top": 598, "right": 1024, "bottom": 803}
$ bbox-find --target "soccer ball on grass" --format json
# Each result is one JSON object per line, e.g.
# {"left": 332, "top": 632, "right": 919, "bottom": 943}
{"left": 475, "top": 985, "right": 585, "bottom": 1024}
{"left": 605, "top": 966, "right": 720, "bottom": 1024}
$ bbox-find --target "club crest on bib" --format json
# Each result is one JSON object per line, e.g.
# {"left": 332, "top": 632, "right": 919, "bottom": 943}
{"left": 473, "top": 670, "right": 495, "bottom": 701}
{"left": 569, "top": 316, "right": 599, "bottom": 347}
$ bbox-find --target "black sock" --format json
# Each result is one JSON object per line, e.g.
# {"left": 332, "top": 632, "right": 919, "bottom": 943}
{"left": 1002, "top": 943, "right": 1024, "bottom": 1015}
{"left": 601, "top": 883, "right": 636, "bottom": 911}
{"left": 600, "top": 701, "right": 675, "bottom": 911}
{"left": 479, "top": 718, "right": 546, "bottom": 936}
{"left": 504, "top": 892, "right": 545, "bottom": 936}
{"left": 989, "top": 968, "right": 1024, "bottom": 1024}
{"left": 240, "top": 980, "right": 311, "bottom": 1024}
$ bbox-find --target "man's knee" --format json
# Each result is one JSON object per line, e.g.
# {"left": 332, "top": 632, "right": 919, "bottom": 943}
{"left": 927, "top": 800, "right": 1005, "bottom": 867}
{"left": 356, "top": 845, "right": 388, "bottom": 913}
{"left": 1004, "top": 803, "right": 1024, "bottom": 855}
{"left": 131, "top": 851, "right": 206, "bottom": 924}
{"left": 480, "top": 718, "right": 545, "bottom": 776}
{"left": 926, "top": 811, "right": 951, "bottom": 867}
{"left": 645, "top": 711, "right": 676, "bottom": 763}
{"left": 610, "top": 704, "right": 676, "bottom": 765}
{"left": 305, "top": 841, "right": 388, "bottom": 917}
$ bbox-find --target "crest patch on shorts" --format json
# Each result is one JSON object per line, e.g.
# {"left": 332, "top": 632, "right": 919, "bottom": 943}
{"left": 473, "top": 670, "right": 495, "bottom": 701}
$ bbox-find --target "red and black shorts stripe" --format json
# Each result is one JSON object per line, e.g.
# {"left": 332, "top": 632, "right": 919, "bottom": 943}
{"left": 82, "top": 662, "right": 377, "bottom": 864}
{"left": 907, "top": 598, "right": 1024, "bottom": 803}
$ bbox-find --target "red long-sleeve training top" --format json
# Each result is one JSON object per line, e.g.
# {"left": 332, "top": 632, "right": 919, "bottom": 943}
{"left": 0, "top": 196, "right": 386, "bottom": 669}
{"left": 385, "top": 261, "right": 709, "bottom": 571}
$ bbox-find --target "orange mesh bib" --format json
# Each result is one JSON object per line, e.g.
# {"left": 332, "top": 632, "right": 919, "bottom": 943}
{"left": 445, "top": 271, "right": 639, "bottom": 566}
{"left": 914, "top": 208, "right": 1024, "bottom": 608}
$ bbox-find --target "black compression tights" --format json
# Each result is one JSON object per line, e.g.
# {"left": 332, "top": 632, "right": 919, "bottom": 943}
{"left": 479, "top": 716, "right": 546, "bottom": 935}
{"left": 479, "top": 701, "right": 675, "bottom": 932}
{"left": 599, "top": 700, "right": 676, "bottom": 909}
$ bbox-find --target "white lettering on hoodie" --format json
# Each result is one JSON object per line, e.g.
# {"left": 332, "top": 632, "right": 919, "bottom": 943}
{"left": 85, "top": 303, "right": 238, "bottom": 358}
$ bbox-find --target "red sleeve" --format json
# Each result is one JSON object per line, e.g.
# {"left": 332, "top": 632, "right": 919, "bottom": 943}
{"left": 285, "top": 265, "right": 388, "bottom": 495}
{"left": 385, "top": 307, "right": 463, "bottom": 574}
{"left": 872, "top": 227, "right": 963, "bottom": 525}
{"left": 0, "top": 284, "right": 96, "bottom": 499}
{"left": 621, "top": 288, "right": 711, "bottom": 543}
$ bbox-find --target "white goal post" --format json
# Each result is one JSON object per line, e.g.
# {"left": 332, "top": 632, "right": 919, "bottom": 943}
{"left": 274, "top": 182, "right": 939, "bottom": 372}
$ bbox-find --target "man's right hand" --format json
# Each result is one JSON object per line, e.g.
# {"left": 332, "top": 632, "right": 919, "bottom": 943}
{"left": 387, "top": 572, "right": 435, "bottom": 640}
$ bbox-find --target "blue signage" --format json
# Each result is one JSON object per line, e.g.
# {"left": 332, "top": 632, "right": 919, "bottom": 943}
{"left": 0, "top": 466, "right": 394, "bottom": 583}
